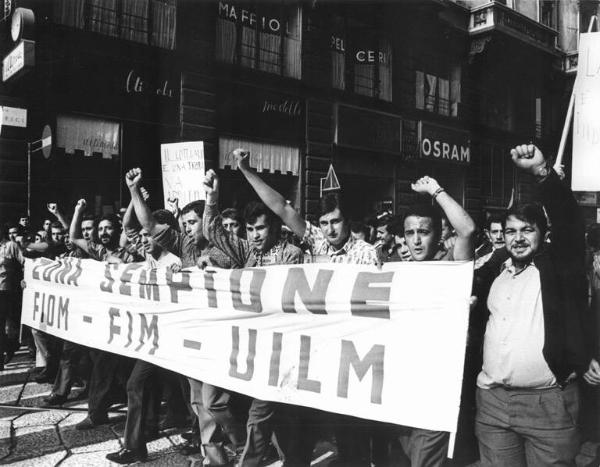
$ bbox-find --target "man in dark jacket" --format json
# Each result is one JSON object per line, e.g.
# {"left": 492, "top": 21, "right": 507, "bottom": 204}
{"left": 473, "top": 144, "right": 598, "bottom": 466}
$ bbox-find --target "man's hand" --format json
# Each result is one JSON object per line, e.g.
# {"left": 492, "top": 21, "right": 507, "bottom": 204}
{"left": 125, "top": 168, "right": 143, "bottom": 190}
{"left": 203, "top": 169, "right": 219, "bottom": 204}
{"left": 411, "top": 176, "right": 441, "bottom": 196}
{"left": 166, "top": 197, "right": 180, "bottom": 216}
{"left": 47, "top": 203, "right": 59, "bottom": 215}
{"left": 583, "top": 358, "right": 600, "bottom": 386}
{"left": 75, "top": 199, "right": 87, "bottom": 212}
{"left": 233, "top": 148, "right": 251, "bottom": 171}
{"left": 196, "top": 255, "right": 214, "bottom": 270}
{"left": 510, "top": 144, "right": 547, "bottom": 177}
{"left": 140, "top": 187, "right": 150, "bottom": 202}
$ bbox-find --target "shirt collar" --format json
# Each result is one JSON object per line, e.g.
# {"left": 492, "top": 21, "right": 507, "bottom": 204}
{"left": 502, "top": 257, "right": 534, "bottom": 277}
{"left": 327, "top": 235, "right": 355, "bottom": 257}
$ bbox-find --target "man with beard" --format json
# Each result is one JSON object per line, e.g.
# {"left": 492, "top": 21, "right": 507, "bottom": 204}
{"left": 202, "top": 168, "right": 302, "bottom": 467}
{"left": 473, "top": 144, "right": 599, "bottom": 466}
{"left": 70, "top": 199, "right": 140, "bottom": 430}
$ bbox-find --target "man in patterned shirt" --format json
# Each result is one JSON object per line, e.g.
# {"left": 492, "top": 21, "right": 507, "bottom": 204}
{"left": 202, "top": 168, "right": 302, "bottom": 466}
{"left": 230, "top": 148, "right": 378, "bottom": 465}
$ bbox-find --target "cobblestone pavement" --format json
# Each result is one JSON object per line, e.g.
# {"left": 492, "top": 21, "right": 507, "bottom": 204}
{"left": 0, "top": 349, "right": 340, "bottom": 466}
{"left": 1, "top": 349, "right": 598, "bottom": 467}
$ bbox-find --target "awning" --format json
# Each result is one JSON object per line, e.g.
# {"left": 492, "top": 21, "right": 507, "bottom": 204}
{"left": 57, "top": 115, "right": 120, "bottom": 159}
{"left": 219, "top": 137, "right": 299, "bottom": 175}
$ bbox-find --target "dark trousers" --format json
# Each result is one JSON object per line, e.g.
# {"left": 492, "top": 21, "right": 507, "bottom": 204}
{"left": 88, "top": 350, "right": 132, "bottom": 422}
{"left": 0, "top": 291, "right": 17, "bottom": 359}
{"left": 52, "top": 340, "right": 84, "bottom": 397}
{"left": 239, "top": 398, "right": 276, "bottom": 467}
{"left": 123, "top": 359, "right": 160, "bottom": 451}
{"left": 161, "top": 370, "right": 194, "bottom": 425}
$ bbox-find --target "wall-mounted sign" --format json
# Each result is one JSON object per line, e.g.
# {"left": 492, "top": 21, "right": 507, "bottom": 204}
{"left": 2, "top": 39, "right": 34, "bottom": 82}
{"left": 419, "top": 122, "right": 470, "bottom": 165}
{"left": 218, "top": 83, "right": 304, "bottom": 143}
{"left": 354, "top": 50, "right": 389, "bottom": 64}
{"left": 331, "top": 35, "right": 345, "bottom": 52}
{"left": 125, "top": 69, "right": 174, "bottom": 99}
{"left": 0, "top": 106, "right": 26, "bottom": 127}
{"left": 336, "top": 105, "right": 401, "bottom": 154}
{"left": 218, "top": 1, "right": 286, "bottom": 34}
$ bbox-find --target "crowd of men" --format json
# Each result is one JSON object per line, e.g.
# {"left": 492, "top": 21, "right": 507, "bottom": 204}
{"left": 1, "top": 144, "right": 600, "bottom": 467}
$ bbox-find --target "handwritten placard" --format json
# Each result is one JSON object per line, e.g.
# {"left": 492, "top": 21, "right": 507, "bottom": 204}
{"left": 161, "top": 141, "right": 205, "bottom": 208}
{"left": 572, "top": 32, "right": 600, "bottom": 191}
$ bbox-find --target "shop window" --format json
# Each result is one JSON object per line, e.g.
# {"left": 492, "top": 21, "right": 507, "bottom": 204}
{"left": 329, "top": 14, "right": 392, "bottom": 102}
{"left": 478, "top": 84, "right": 515, "bottom": 131}
{"left": 56, "top": 115, "right": 120, "bottom": 159}
{"left": 53, "top": 0, "right": 176, "bottom": 49}
{"left": 416, "top": 65, "right": 460, "bottom": 117}
{"left": 215, "top": 2, "right": 302, "bottom": 79}
{"left": 538, "top": 0, "right": 557, "bottom": 29}
{"left": 472, "top": 141, "right": 514, "bottom": 208}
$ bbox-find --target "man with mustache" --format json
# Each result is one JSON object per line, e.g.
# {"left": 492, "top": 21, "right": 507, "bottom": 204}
{"left": 473, "top": 144, "right": 599, "bottom": 466}
{"left": 202, "top": 167, "right": 302, "bottom": 467}
{"left": 70, "top": 199, "right": 140, "bottom": 430}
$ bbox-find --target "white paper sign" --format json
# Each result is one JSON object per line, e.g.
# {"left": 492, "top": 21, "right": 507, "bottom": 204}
{"left": 572, "top": 33, "right": 600, "bottom": 191}
{"left": 161, "top": 141, "right": 205, "bottom": 208}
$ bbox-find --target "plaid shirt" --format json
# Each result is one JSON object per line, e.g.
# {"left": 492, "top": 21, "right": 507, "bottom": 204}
{"left": 303, "top": 221, "right": 377, "bottom": 265}
{"left": 204, "top": 204, "right": 302, "bottom": 268}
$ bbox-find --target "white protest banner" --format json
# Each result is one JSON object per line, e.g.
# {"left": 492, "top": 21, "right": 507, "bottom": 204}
{"left": 21, "top": 258, "right": 472, "bottom": 433}
{"left": 160, "top": 141, "right": 205, "bottom": 207}
{"left": 572, "top": 32, "right": 600, "bottom": 191}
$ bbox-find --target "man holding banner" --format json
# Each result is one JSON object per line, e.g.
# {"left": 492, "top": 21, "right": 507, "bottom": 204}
{"left": 474, "top": 145, "right": 599, "bottom": 466}
{"left": 232, "top": 149, "right": 476, "bottom": 466}
{"left": 202, "top": 168, "right": 303, "bottom": 466}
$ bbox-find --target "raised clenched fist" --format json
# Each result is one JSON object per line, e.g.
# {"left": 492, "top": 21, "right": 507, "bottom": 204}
{"left": 75, "top": 199, "right": 87, "bottom": 211}
{"left": 125, "top": 168, "right": 143, "bottom": 189}
{"left": 203, "top": 169, "right": 219, "bottom": 198}
{"left": 510, "top": 144, "right": 547, "bottom": 177}
{"left": 233, "top": 148, "right": 251, "bottom": 171}
{"left": 411, "top": 176, "right": 441, "bottom": 196}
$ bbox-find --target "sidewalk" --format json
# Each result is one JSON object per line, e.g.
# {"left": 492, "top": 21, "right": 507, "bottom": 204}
{"left": 0, "top": 349, "right": 340, "bottom": 466}
{"left": 0, "top": 348, "right": 198, "bottom": 466}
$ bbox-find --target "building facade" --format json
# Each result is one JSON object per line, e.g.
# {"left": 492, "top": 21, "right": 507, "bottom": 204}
{"left": 0, "top": 0, "right": 591, "bottom": 226}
